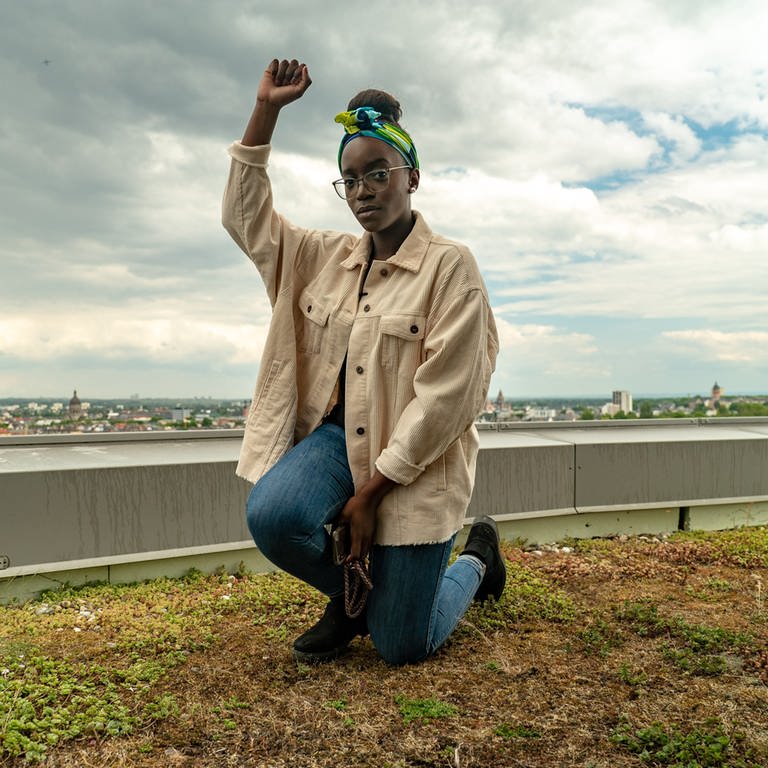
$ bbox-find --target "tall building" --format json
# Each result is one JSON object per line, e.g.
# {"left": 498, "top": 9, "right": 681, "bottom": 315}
{"left": 711, "top": 381, "right": 723, "bottom": 407}
{"left": 495, "top": 389, "right": 505, "bottom": 412}
{"left": 612, "top": 390, "right": 633, "bottom": 414}
{"left": 68, "top": 390, "right": 82, "bottom": 419}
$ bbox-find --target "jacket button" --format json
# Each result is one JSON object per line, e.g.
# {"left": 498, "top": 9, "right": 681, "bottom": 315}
{"left": 410, "top": 324, "right": 419, "bottom": 334}
{"left": 356, "top": 426, "right": 365, "bottom": 435}
{"left": 355, "top": 365, "right": 364, "bottom": 374}
{"left": 363, "top": 304, "right": 371, "bottom": 312}
{"left": 380, "top": 268, "right": 388, "bottom": 277}
{"left": 307, "top": 305, "right": 312, "bottom": 313}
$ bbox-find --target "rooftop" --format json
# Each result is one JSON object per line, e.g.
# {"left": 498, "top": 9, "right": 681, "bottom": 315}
{"left": 1, "top": 420, "right": 767, "bottom": 765}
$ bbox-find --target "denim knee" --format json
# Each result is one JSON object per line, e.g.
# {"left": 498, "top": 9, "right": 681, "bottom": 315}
{"left": 369, "top": 629, "right": 430, "bottom": 667}
{"left": 245, "top": 481, "right": 285, "bottom": 554}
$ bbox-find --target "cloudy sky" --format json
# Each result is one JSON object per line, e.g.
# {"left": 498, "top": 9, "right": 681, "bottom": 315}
{"left": 1, "top": 0, "right": 767, "bottom": 400}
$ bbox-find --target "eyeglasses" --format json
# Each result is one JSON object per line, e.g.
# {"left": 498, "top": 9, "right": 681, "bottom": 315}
{"left": 332, "top": 165, "right": 411, "bottom": 200}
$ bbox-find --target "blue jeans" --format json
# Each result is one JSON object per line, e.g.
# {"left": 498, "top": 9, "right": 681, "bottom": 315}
{"left": 246, "top": 422, "right": 484, "bottom": 665}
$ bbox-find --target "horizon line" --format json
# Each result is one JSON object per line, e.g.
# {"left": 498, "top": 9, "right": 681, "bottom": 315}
{"left": 2, "top": 391, "right": 767, "bottom": 402}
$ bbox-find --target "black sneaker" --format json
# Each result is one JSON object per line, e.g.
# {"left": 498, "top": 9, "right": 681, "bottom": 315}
{"left": 462, "top": 516, "right": 507, "bottom": 602}
{"left": 292, "top": 596, "right": 368, "bottom": 663}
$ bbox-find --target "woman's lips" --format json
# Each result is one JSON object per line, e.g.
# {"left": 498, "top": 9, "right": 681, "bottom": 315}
{"left": 357, "top": 206, "right": 379, "bottom": 219}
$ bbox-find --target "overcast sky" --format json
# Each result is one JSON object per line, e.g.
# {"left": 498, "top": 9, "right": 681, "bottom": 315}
{"left": 1, "top": 0, "right": 767, "bottom": 401}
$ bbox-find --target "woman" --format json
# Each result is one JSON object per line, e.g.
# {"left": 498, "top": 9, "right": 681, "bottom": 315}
{"left": 222, "top": 58, "right": 504, "bottom": 666}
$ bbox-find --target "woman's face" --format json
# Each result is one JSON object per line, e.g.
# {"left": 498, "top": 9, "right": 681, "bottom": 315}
{"left": 340, "top": 137, "right": 419, "bottom": 235}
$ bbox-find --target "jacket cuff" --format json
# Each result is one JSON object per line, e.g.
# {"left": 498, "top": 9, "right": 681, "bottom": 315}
{"left": 375, "top": 449, "right": 424, "bottom": 486}
{"left": 227, "top": 141, "right": 271, "bottom": 167}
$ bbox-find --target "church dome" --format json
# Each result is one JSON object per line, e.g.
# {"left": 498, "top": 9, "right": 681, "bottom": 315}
{"left": 69, "top": 390, "right": 82, "bottom": 419}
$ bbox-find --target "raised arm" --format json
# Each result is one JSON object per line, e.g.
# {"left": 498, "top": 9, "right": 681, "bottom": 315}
{"left": 242, "top": 58, "right": 312, "bottom": 146}
{"left": 223, "top": 58, "right": 314, "bottom": 301}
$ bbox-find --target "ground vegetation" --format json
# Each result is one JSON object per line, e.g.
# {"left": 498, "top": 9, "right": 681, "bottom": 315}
{"left": 1, "top": 528, "right": 767, "bottom": 766}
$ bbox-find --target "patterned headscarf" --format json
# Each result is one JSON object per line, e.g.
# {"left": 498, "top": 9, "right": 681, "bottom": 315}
{"left": 335, "top": 107, "right": 419, "bottom": 172}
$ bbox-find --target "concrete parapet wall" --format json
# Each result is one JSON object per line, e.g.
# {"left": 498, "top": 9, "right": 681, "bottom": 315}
{"left": 2, "top": 419, "right": 767, "bottom": 603}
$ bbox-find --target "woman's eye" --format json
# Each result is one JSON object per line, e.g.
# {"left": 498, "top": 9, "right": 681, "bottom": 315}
{"left": 370, "top": 170, "right": 389, "bottom": 181}
{"left": 343, "top": 179, "right": 357, "bottom": 189}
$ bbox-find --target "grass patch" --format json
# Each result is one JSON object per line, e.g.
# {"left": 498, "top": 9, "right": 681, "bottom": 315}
{"left": 142, "top": 693, "right": 179, "bottom": 721}
{"left": 0, "top": 652, "right": 134, "bottom": 762}
{"left": 667, "top": 527, "right": 768, "bottom": 568}
{"left": 617, "top": 661, "right": 648, "bottom": 688}
{"left": 661, "top": 646, "right": 728, "bottom": 676}
{"left": 494, "top": 723, "right": 541, "bottom": 740}
{"left": 578, "top": 615, "right": 623, "bottom": 657}
{"left": 503, "top": 561, "right": 578, "bottom": 622}
{"left": 463, "top": 560, "right": 577, "bottom": 636}
{"left": 686, "top": 576, "right": 735, "bottom": 602}
{"left": 615, "top": 599, "right": 754, "bottom": 677}
{"left": 611, "top": 717, "right": 762, "bottom": 767}
{"left": 1, "top": 527, "right": 767, "bottom": 766}
{"left": 395, "top": 695, "right": 458, "bottom": 724}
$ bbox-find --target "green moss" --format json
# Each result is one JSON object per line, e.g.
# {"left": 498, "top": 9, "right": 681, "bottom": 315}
{"left": 467, "top": 561, "right": 577, "bottom": 632}
{"left": 670, "top": 527, "right": 768, "bottom": 568}
{"left": 615, "top": 600, "right": 752, "bottom": 677}
{"left": 611, "top": 717, "right": 762, "bottom": 767}
{"left": 579, "top": 616, "right": 623, "bottom": 657}
{"left": 395, "top": 695, "right": 458, "bottom": 724}
{"left": 0, "top": 652, "right": 134, "bottom": 762}
{"left": 495, "top": 723, "right": 541, "bottom": 739}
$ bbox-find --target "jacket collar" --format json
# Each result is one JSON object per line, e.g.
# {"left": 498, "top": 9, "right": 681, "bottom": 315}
{"left": 340, "top": 211, "right": 433, "bottom": 273}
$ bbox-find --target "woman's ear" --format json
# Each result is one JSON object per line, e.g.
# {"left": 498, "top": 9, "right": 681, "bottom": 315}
{"left": 408, "top": 168, "right": 420, "bottom": 193}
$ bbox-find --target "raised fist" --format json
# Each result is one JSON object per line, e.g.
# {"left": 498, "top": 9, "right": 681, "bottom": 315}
{"left": 256, "top": 58, "right": 312, "bottom": 108}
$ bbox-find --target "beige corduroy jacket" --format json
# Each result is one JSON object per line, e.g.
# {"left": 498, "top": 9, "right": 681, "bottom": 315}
{"left": 222, "top": 142, "right": 498, "bottom": 546}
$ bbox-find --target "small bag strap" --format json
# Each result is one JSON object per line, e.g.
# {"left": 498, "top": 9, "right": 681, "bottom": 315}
{"left": 344, "top": 559, "right": 373, "bottom": 618}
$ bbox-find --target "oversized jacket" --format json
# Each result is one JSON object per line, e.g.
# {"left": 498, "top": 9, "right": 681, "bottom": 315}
{"left": 222, "top": 142, "right": 498, "bottom": 546}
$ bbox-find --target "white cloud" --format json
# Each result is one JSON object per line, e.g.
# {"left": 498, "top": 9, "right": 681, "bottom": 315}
{"left": 491, "top": 318, "right": 608, "bottom": 394}
{"left": 1, "top": 0, "right": 767, "bottom": 396}
{"left": 661, "top": 330, "right": 768, "bottom": 363}
{"left": 709, "top": 223, "right": 768, "bottom": 252}
{"left": 478, "top": 136, "right": 768, "bottom": 325}
{"left": 642, "top": 112, "right": 702, "bottom": 163}
{"left": 0, "top": 304, "right": 271, "bottom": 366}
{"left": 417, "top": 169, "right": 604, "bottom": 264}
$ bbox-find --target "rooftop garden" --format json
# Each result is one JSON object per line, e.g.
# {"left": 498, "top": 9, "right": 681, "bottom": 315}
{"left": 2, "top": 527, "right": 767, "bottom": 766}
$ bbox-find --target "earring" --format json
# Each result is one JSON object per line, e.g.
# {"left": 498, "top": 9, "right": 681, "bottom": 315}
{"left": 409, "top": 187, "right": 416, "bottom": 193}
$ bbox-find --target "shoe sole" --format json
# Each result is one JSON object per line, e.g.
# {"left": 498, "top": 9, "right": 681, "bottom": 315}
{"left": 292, "top": 645, "right": 348, "bottom": 664}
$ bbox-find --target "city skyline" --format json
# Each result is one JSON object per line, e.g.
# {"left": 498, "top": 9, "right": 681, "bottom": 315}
{"left": 5, "top": 380, "right": 767, "bottom": 437}
{"left": 4, "top": 381, "right": 767, "bottom": 404}
{"left": 2, "top": 2, "right": 767, "bottom": 398}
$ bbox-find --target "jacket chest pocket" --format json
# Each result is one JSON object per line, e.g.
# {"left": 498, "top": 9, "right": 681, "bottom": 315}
{"left": 298, "top": 288, "right": 330, "bottom": 355}
{"left": 379, "top": 313, "right": 426, "bottom": 373}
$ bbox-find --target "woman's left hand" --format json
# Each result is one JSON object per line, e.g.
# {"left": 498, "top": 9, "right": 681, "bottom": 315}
{"left": 337, "top": 470, "right": 398, "bottom": 561}
{"left": 338, "top": 494, "right": 377, "bottom": 561}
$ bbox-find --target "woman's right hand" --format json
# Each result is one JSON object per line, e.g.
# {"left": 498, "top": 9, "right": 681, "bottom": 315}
{"left": 241, "top": 58, "right": 311, "bottom": 145}
{"left": 257, "top": 58, "right": 312, "bottom": 109}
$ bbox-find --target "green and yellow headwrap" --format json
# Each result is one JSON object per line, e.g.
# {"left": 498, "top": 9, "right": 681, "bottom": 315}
{"left": 335, "top": 107, "right": 419, "bottom": 172}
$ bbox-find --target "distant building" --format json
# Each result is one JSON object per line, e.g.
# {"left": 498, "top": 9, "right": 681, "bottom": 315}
{"left": 171, "top": 408, "right": 192, "bottom": 422}
{"left": 612, "top": 390, "right": 633, "bottom": 414}
{"left": 68, "top": 390, "right": 82, "bottom": 419}
{"left": 710, "top": 381, "right": 723, "bottom": 408}
{"left": 525, "top": 406, "right": 557, "bottom": 422}
{"left": 495, "top": 389, "right": 505, "bottom": 412}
